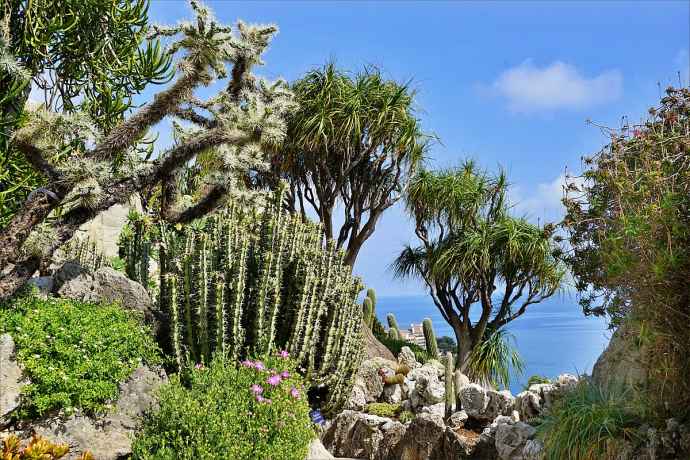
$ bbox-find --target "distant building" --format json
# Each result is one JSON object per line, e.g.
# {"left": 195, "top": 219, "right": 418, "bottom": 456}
{"left": 407, "top": 323, "right": 427, "bottom": 349}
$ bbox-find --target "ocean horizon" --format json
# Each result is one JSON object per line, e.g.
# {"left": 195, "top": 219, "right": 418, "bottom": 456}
{"left": 375, "top": 293, "right": 611, "bottom": 394}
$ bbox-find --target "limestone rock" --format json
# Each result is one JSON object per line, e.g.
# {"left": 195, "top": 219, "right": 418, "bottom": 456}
{"left": 453, "top": 370, "right": 470, "bottom": 396}
{"left": 420, "top": 402, "right": 445, "bottom": 418}
{"left": 522, "top": 439, "right": 544, "bottom": 460}
{"left": 448, "top": 410, "right": 469, "bottom": 429}
{"left": 0, "top": 334, "right": 25, "bottom": 427}
{"left": 379, "top": 420, "right": 407, "bottom": 459}
{"left": 408, "top": 363, "right": 444, "bottom": 409}
{"left": 346, "top": 357, "right": 397, "bottom": 410}
{"left": 322, "top": 410, "right": 396, "bottom": 460}
{"left": 363, "top": 320, "right": 395, "bottom": 361}
{"left": 592, "top": 321, "right": 647, "bottom": 390}
{"left": 459, "top": 383, "right": 489, "bottom": 420}
{"left": 31, "top": 365, "right": 166, "bottom": 460}
{"left": 345, "top": 384, "right": 368, "bottom": 411}
{"left": 398, "top": 413, "right": 445, "bottom": 460}
{"left": 398, "top": 346, "right": 420, "bottom": 369}
{"left": 382, "top": 383, "right": 403, "bottom": 404}
{"left": 495, "top": 421, "right": 537, "bottom": 460}
{"left": 306, "top": 439, "right": 334, "bottom": 459}
{"left": 515, "top": 391, "right": 541, "bottom": 421}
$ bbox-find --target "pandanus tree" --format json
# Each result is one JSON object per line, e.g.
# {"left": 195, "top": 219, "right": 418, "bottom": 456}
{"left": 270, "top": 63, "right": 431, "bottom": 266}
{"left": 0, "top": 1, "right": 294, "bottom": 300}
{"left": 393, "top": 162, "right": 564, "bottom": 377}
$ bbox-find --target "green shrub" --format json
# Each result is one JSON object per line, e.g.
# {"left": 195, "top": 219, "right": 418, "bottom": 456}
{"left": 0, "top": 294, "right": 160, "bottom": 418}
{"left": 132, "top": 354, "right": 314, "bottom": 460}
{"left": 524, "top": 375, "right": 551, "bottom": 390}
{"left": 398, "top": 410, "right": 415, "bottom": 423}
{"left": 374, "top": 332, "right": 430, "bottom": 364}
{"left": 365, "top": 402, "right": 401, "bottom": 418}
{"left": 537, "top": 382, "right": 640, "bottom": 460}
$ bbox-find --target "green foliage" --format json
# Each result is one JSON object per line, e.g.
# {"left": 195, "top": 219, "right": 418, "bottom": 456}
{"left": 131, "top": 355, "right": 313, "bottom": 460}
{"left": 118, "top": 211, "right": 154, "bottom": 289}
{"left": 362, "top": 297, "right": 374, "bottom": 328}
{"left": 0, "top": 0, "right": 172, "bottom": 226}
{"left": 524, "top": 375, "right": 551, "bottom": 390}
{"left": 466, "top": 327, "right": 523, "bottom": 390}
{"left": 437, "top": 335, "right": 456, "bottom": 355}
{"left": 422, "top": 318, "right": 439, "bottom": 357}
{"left": 60, "top": 236, "right": 109, "bottom": 272}
{"left": 537, "top": 382, "right": 640, "bottom": 460}
{"left": 563, "top": 87, "right": 690, "bottom": 415}
{"left": 365, "top": 402, "right": 402, "bottom": 418}
{"left": 398, "top": 410, "right": 415, "bottom": 424}
{"left": 374, "top": 333, "right": 430, "bottom": 364}
{"left": 394, "top": 163, "right": 564, "bottom": 369}
{"left": 123, "top": 186, "right": 363, "bottom": 414}
{"left": 1, "top": 434, "right": 93, "bottom": 460}
{"left": 0, "top": 294, "right": 160, "bottom": 418}
{"left": 371, "top": 315, "right": 386, "bottom": 337}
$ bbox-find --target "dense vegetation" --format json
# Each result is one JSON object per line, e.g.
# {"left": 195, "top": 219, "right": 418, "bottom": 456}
{"left": 563, "top": 87, "right": 690, "bottom": 417}
{"left": 132, "top": 354, "right": 313, "bottom": 460}
{"left": 0, "top": 293, "right": 160, "bottom": 418}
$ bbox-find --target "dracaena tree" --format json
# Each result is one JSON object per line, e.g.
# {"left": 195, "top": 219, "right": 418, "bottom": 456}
{"left": 271, "top": 63, "right": 430, "bottom": 266}
{"left": 0, "top": 1, "right": 295, "bottom": 301}
{"left": 393, "top": 162, "right": 564, "bottom": 375}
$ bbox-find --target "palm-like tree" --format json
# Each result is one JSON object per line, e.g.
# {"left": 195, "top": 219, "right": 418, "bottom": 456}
{"left": 393, "top": 162, "right": 564, "bottom": 376}
{"left": 272, "top": 62, "right": 430, "bottom": 266}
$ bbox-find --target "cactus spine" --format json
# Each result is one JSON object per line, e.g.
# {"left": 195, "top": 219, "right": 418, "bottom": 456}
{"left": 124, "top": 185, "right": 364, "bottom": 415}
{"left": 445, "top": 351, "right": 454, "bottom": 418}
{"left": 423, "top": 317, "right": 439, "bottom": 357}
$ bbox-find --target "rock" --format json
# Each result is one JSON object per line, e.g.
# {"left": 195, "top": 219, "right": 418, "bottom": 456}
{"left": 459, "top": 383, "right": 489, "bottom": 420}
{"left": 425, "top": 359, "right": 445, "bottom": 377}
{"left": 379, "top": 420, "right": 407, "bottom": 459}
{"left": 420, "top": 403, "right": 445, "bottom": 418}
{"left": 408, "top": 364, "right": 444, "bottom": 409}
{"left": 398, "top": 413, "right": 445, "bottom": 460}
{"left": 0, "top": 334, "right": 25, "bottom": 427}
{"left": 54, "top": 264, "right": 156, "bottom": 324}
{"left": 443, "top": 426, "right": 481, "bottom": 458}
{"left": 363, "top": 320, "right": 395, "bottom": 361}
{"left": 453, "top": 371, "right": 470, "bottom": 396}
{"left": 25, "top": 276, "right": 54, "bottom": 297}
{"left": 306, "top": 439, "right": 334, "bottom": 459}
{"left": 515, "top": 391, "right": 541, "bottom": 421}
{"left": 556, "top": 373, "right": 578, "bottom": 389}
{"left": 382, "top": 383, "right": 403, "bottom": 404}
{"left": 408, "top": 363, "right": 437, "bottom": 382}
{"left": 592, "top": 321, "right": 647, "bottom": 390}
{"left": 345, "top": 384, "right": 368, "bottom": 411}
{"left": 495, "top": 421, "right": 537, "bottom": 460}
{"left": 321, "top": 410, "right": 395, "bottom": 460}
{"left": 398, "top": 346, "right": 420, "bottom": 369}
{"left": 448, "top": 410, "right": 468, "bottom": 429}
{"left": 483, "top": 390, "right": 515, "bottom": 422}
{"left": 346, "top": 357, "right": 397, "bottom": 409}
{"left": 31, "top": 365, "right": 166, "bottom": 460}
{"left": 522, "top": 439, "right": 544, "bottom": 460}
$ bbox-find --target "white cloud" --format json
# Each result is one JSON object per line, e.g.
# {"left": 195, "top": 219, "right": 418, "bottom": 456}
{"left": 511, "top": 173, "right": 584, "bottom": 223}
{"left": 493, "top": 60, "right": 623, "bottom": 113}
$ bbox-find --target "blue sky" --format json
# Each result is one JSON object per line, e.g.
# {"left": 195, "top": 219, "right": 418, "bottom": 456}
{"left": 148, "top": 0, "right": 690, "bottom": 296}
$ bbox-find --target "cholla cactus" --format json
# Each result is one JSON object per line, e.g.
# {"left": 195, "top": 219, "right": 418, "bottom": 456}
{"left": 133, "top": 184, "right": 363, "bottom": 415}
{"left": 423, "top": 317, "right": 439, "bottom": 357}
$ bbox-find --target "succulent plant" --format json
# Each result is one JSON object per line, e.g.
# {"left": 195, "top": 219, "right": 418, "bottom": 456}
{"left": 445, "top": 351, "right": 454, "bottom": 418}
{"left": 422, "top": 317, "right": 438, "bottom": 357}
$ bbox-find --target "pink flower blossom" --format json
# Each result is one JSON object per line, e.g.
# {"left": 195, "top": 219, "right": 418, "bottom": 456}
{"left": 290, "top": 386, "right": 300, "bottom": 399}
{"left": 194, "top": 363, "right": 204, "bottom": 370}
{"left": 255, "top": 394, "right": 265, "bottom": 402}
{"left": 278, "top": 350, "right": 290, "bottom": 358}
{"left": 254, "top": 361, "right": 266, "bottom": 371}
{"left": 267, "top": 374, "right": 282, "bottom": 386}
{"left": 280, "top": 371, "right": 290, "bottom": 379}
{"left": 251, "top": 384, "right": 263, "bottom": 395}
{"left": 241, "top": 360, "right": 254, "bottom": 368}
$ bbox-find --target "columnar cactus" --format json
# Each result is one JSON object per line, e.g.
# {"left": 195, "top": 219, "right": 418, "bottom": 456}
{"left": 124, "top": 185, "right": 364, "bottom": 415}
{"left": 445, "top": 351, "right": 454, "bottom": 418}
{"left": 362, "top": 297, "right": 374, "bottom": 328}
{"left": 423, "top": 318, "right": 439, "bottom": 357}
{"left": 387, "top": 313, "right": 400, "bottom": 332}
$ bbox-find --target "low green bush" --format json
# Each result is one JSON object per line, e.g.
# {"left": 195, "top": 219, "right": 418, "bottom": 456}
{"left": 523, "top": 374, "right": 551, "bottom": 390}
{"left": 537, "top": 382, "right": 640, "bottom": 460}
{"left": 365, "top": 402, "right": 401, "bottom": 418}
{"left": 132, "top": 354, "right": 314, "bottom": 460}
{"left": 0, "top": 294, "right": 160, "bottom": 418}
{"left": 398, "top": 410, "right": 415, "bottom": 423}
{"left": 374, "top": 332, "right": 430, "bottom": 363}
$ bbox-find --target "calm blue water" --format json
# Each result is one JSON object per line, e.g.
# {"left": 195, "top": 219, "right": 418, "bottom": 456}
{"left": 375, "top": 294, "right": 611, "bottom": 394}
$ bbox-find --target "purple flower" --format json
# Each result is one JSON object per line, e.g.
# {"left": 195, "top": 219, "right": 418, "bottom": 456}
{"left": 254, "top": 361, "right": 266, "bottom": 371}
{"left": 267, "top": 374, "right": 282, "bottom": 386}
{"left": 241, "top": 360, "right": 254, "bottom": 368}
{"left": 194, "top": 363, "right": 204, "bottom": 370}
{"left": 251, "top": 384, "right": 263, "bottom": 395}
{"left": 290, "top": 386, "right": 300, "bottom": 399}
{"left": 278, "top": 350, "right": 290, "bottom": 359}
{"left": 255, "top": 394, "right": 265, "bottom": 403}
{"left": 280, "top": 371, "right": 290, "bottom": 379}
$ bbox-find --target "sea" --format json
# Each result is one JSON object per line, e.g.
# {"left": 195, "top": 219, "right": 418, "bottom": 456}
{"left": 375, "top": 294, "right": 611, "bottom": 395}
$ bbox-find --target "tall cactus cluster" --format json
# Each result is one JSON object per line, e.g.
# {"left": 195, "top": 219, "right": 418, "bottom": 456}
{"left": 146, "top": 187, "right": 364, "bottom": 414}
{"left": 362, "top": 288, "right": 376, "bottom": 328}
{"left": 387, "top": 313, "right": 401, "bottom": 340}
{"left": 422, "top": 317, "right": 439, "bottom": 357}
{"left": 118, "top": 212, "right": 152, "bottom": 289}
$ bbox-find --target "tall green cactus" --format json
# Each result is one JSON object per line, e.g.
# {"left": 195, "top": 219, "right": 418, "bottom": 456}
{"left": 387, "top": 313, "right": 400, "bottom": 332}
{"left": 423, "top": 317, "right": 439, "bottom": 357}
{"left": 126, "top": 185, "right": 364, "bottom": 415}
{"left": 118, "top": 211, "right": 151, "bottom": 289}
{"left": 362, "top": 297, "right": 374, "bottom": 328}
{"left": 445, "top": 351, "right": 454, "bottom": 418}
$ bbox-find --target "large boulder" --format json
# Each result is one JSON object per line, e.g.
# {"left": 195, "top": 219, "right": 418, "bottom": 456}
{"left": 54, "top": 264, "right": 156, "bottom": 324}
{"left": 495, "top": 420, "right": 537, "bottom": 460}
{"left": 322, "top": 410, "right": 403, "bottom": 460}
{"left": 306, "top": 439, "right": 334, "bottom": 459}
{"left": 30, "top": 365, "right": 167, "bottom": 460}
{"left": 459, "top": 383, "right": 489, "bottom": 420}
{"left": 408, "top": 364, "right": 445, "bottom": 409}
{"left": 398, "top": 346, "right": 420, "bottom": 369}
{"left": 363, "top": 321, "right": 395, "bottom": 361}
{"left": 345, "top": 357, "right": 397, "bottom": 410}
{"left": 398, "top": 413, "right": 445, "bottom": 460}
{"left": 592, "top": 321, "right": 647, "bottom": 390}
{"left": 515, "top": 390, "right": 541, "bottom": 421}
{"left": 0, "top": 334, "right": 25, "bottom": 428}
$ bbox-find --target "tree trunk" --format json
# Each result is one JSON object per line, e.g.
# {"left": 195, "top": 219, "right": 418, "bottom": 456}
{"left": 454, "top": 325, "right": 473, "bottom": 373}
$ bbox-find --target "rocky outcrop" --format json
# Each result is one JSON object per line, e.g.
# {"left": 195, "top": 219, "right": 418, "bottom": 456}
{"left": 592, "top": 321, "right": 647, "bottom": 390}
{"left": 345, "top": 357, "right": 397, "bottom": 410}
{"left": 495, "top": 420, "right": 537, "bottom": 460}
{"left": 398, "top": 413, "right": 445, "bottom": 460}
{"left": 0, "top": 334, "right": 25, "bottom": 428}
{"left": 363, "top": 321, "right": 395, "bottom": 361}
{"left": 322, "top": 410, "right": 403, "bottom": 460}
{"left": 306, "top": 439, "right": 335, "bottom": 459}
{"left": 28, "top": 365, "right": 167, "bottom": 460}
{"left": 398, "top": 346, "right": 420, "bottom": 369}
{"left": 514, "top": 373, "right": 578, "bottom": 421}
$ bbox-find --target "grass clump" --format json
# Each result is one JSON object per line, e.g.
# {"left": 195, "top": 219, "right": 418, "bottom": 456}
{"left": 537, "top": 382, "right": 640, "bottom": 460}
{"left": 0, "top": 294, "right": 160, "bottom": 418}
{"left": 132, "top": 354, "right": 314, "bottom": 460}
{"left": 365, "top": 402, "right": 402, "bottom": 418}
